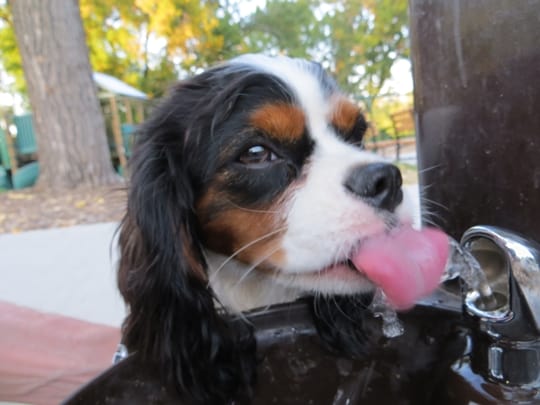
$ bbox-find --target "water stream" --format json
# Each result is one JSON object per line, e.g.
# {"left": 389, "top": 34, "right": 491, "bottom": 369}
{"left": 370, "top": 237, "right": 497, "bottom": 338}
{"left": 369, "top": 289, "right": 404, "bottom": 338}
{"left": 443, "top": 238, "right": 498, "bottom": 310}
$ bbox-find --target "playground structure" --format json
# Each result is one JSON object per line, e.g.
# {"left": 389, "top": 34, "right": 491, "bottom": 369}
{"left": 94, "top": 72, "right": 148, "bottom": 175}
{"left": 0, "top": 73, "right": 149, "bottom": 189}
{"left": 0, "top": 113, "right": 39, "bottom": 189}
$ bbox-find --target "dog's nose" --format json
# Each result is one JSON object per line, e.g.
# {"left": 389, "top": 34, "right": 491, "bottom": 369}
{"left": 344, "top": 163, "right": 403, "bottom": 211}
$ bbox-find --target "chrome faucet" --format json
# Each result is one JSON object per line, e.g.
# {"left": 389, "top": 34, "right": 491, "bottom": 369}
{"left": 460, "top": 225, "right": 540, "bottom": 388}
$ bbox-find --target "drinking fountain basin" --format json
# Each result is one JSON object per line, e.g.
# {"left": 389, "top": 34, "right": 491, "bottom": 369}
{"left": 62, "top": 226, "right": 540, "bottom": 404}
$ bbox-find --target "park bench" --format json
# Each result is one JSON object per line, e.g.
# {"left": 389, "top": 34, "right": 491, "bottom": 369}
{"left": 364, "top": 109, "right": 416, "bottom": 161}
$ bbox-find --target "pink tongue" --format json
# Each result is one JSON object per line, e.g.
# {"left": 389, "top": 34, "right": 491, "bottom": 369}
{"left": 351, "top": 227, "right": 449, "bottom": 310}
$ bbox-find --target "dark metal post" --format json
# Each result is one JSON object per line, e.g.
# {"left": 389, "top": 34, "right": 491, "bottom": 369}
{"left": 410, "top": 0, "right": 540, "bottom": 242}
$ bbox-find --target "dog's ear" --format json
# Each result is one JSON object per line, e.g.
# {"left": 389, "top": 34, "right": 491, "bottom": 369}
{"left": 118, "top": 74, "right": 255, "bottom": 403}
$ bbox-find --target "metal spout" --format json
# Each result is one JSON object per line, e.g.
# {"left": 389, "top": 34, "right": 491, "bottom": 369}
{"left": 461, "top": 225, "right": 540, "bottom": 335}
{"left": 460, "top": 225, "right": 540, "bottom": 388}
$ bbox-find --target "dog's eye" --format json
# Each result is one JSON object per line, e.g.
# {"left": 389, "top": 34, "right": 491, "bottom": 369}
{"left": 238, "top": 145, "right": 278, "bottom": 166}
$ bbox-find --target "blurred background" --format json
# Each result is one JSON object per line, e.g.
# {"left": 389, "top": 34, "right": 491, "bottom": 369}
{"left": 0, "top": 0, "right": 420, "bottom": 369}
{"left": 0, "top": 1, "right": 417, "bottom": 402}
{"left": 4, "top": 1, "right": 540, "bottom": 403}
{"left": 0, "top": 0, "right": 417, "bottom": 202}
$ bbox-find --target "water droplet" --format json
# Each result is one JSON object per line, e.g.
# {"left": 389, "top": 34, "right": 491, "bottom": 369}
{"left": 369, "top": 289, "right": 404, "bottom": 338}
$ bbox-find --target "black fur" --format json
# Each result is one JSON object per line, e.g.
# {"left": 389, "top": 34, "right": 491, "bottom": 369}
{"left": 117, "top": 66, "right": 270, "bottom": 403}
{"left": 118, "top": 60, "right": 375, "bottom": 403}
{"left": 310, "top": 294, "right": 377, "bottom": 359}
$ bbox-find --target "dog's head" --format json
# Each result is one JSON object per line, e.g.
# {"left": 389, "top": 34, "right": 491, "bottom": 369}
{"left": 118, "top": 54, "right": 417, "bottom": 402}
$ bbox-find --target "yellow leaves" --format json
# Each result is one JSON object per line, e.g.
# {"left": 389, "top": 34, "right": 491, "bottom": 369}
{"left": 139, "top": 0, "right": 222, "bottom": 60}
{"left": 136, "top": 0, "right": 164, "bottom": 21}
{"left": 73, "top": 195, "right": 104, "bottom": 209}
{"left": 79, "top": 3, "right": 91, "bottom": 19}
{"left": 77, "top": 0, "right": 227, "bottom": 94}
{"left": 138, "top": 0, "right": 192, "bottom": 39}
{"left": 7, "top": 192, "right": 33, "bottom": 200}
{"left": 3, "top": 0, "right": 410, "bottom": 104}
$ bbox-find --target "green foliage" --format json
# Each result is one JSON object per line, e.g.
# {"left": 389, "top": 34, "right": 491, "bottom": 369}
{"left": 240, "top": 0, "right": 409, "bottom": 112}
{"left": 318, "top": 0, "right": 409, "bottom": 108}
{"left": 370, "top": 93, "right": 413, "bottom": 137}
{"left": 80, "top": 0, "right": 242, "bottom": 97}
{"left": 0, "top": 2, "right": 25, "bottom": 96}
{"left": 0, "top": 0, "right": 410, "bottom": 109}
{"left": 242, "top": 0, "right": 321, "bottom": 58}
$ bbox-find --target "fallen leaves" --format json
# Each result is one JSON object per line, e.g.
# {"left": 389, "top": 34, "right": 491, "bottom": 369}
{"left": 0, "top": 186, "right": 126, "bottom": 234}
{"left": 7, "top": 192, "right": 35, "bottom": 200}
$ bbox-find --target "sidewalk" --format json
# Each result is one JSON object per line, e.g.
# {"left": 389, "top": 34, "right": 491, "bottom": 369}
{"left": 0, "top": 222, "right": 125, "bottom": 327}
{"left": 0, "top": 184, "right": 420, "bottom": 329}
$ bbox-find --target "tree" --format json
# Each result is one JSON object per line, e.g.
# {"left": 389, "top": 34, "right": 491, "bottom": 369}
{"left": 79, "top": 0, "right": 176, "bottom": 98}
{"left": 2, "top": 0, "right": 411, "bottom": 139}
{"left": 2, "top": 0, "right": 245, "bottom": 99}
{"left": 318, "top": 0, "right": 409, "bottom": 111}
{"left": 243, "top": 0, "right": 409, "bottom": 113}
{"left": 79, "top": 0, "right": 244, "bottom": 97}
{"left": 242, "top": 0, "right": 322, "bottom": 59}
{"left": 0, "top": 2, "right": 25, "bottom": 97}
{"left": 10, "top": 0, "right": 118, "bottom": 189}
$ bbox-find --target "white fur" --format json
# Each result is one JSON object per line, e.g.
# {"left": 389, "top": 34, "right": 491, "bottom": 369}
{"left": 206, "top": 251, "right": 301, "bottom": 312}
{"left": 214, "top": 55, "right": 416, "bottom": 310}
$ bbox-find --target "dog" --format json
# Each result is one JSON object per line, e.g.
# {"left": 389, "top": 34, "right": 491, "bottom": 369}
{"left": 117, "top": 54, "right": 438, "bottom": 403}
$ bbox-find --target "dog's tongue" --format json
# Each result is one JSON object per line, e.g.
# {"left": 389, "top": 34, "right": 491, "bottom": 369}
{"left": 351, "top": 227, "right": 449, "bottom": 310}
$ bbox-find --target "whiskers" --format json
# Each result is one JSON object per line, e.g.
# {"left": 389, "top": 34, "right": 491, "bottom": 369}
{"left": 417, "top": 163, "right": 442, "bottom": 176}
{"left": 208, "top": 226, "right": 287, "bottom": 286}
{"left": 312, "top": 292, "right": 374, "bottom": 341}
{"left": 404, "top": 163, "right": 448, "bottom": 228}
{"left": 223, "top": 198, "right": 280, "bottom": 215}
{"left": 418, "top": 182, "right": 449, "bottom": 228}
{"left": 231, "top": 245, "right": 281, "bottom": 289}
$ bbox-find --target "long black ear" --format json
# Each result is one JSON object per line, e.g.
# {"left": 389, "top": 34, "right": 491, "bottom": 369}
{"left": 118, "top": 74, "right": 256, "bottom": 403}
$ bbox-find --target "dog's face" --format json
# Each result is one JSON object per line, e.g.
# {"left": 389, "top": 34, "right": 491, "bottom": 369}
{"left": 118, "top": 54, "right": 419, "bottom": 402}
{"left": 188, "top": 55, "right": 415, "bottom": 302}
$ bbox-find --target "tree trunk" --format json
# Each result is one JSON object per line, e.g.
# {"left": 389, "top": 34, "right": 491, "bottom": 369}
{"left": 10, "top": 0, "right": 119, "bottom": 189}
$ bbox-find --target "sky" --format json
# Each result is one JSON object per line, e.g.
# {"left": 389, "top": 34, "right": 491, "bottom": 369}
{"left": 384, "top": 58, "right": 414, "bottom": 95}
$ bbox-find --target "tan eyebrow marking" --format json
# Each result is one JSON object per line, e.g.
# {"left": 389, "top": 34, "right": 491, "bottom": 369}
{"left": 330, "top": 97, "right": 362, "bottom": 134}
{"left": 250, "top": 103, "right": 306, "bottom": 142}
